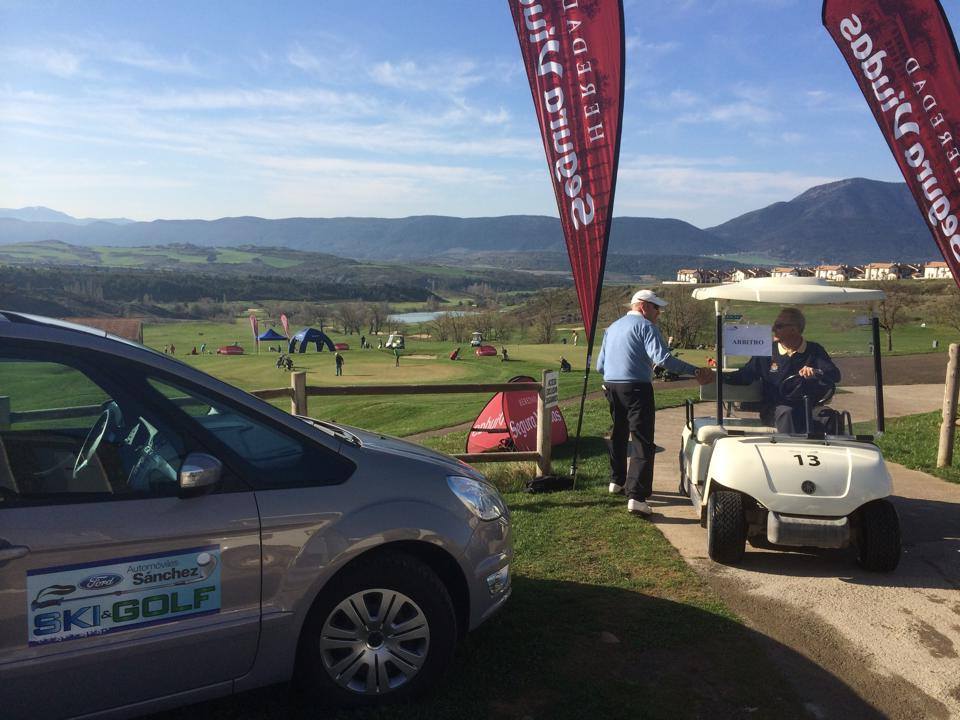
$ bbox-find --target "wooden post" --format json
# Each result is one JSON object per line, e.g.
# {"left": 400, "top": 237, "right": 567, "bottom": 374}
{"left": 0, "top": 396, "right": 10, "bottom": 430}
{"left": 291, "top": 371, "right": 308, "bottom": 416}
{"left": 938, "top": 344, "right": 960, "bottom": 467}
{"left": 537, "top": 369, "right": 555, "bottom": 476}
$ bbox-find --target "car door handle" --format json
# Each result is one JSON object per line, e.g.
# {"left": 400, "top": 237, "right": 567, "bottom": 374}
{"left": 0, "top": 545, "right": 29, "bottom": 563}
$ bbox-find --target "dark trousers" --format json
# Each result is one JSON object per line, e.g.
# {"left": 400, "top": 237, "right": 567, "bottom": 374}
{"left": 760, "top": 404, "right": 804, "bottom": 433}
{"left": 604, "top": 382, "right": 656, "bottom": 501}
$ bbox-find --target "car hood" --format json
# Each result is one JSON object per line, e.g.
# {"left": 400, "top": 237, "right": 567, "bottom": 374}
{"left": 300, "top": 417, "right": 481, "bottom": 478}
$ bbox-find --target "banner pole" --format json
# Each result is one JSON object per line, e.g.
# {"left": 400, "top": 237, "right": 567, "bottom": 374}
{"left": 568, "top": 334, "right": 596, "bottom": 487}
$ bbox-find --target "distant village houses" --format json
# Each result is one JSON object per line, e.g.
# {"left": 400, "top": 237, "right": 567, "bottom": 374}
{"left": 770, "top": 266, "right": 814, "bottom": 278}
{"left": 814, "top": 264, "right": 855, "bottom": 281}
{"left": 924, "top": 261, "right": 953, "bottom": 279}
{"left": 673, "top": 260, "right": 952, "bottom": 284}
{"left": 729, "top": 267, "right": 769, "bottom": 282}
{"left": 862, "top": 262, "right": 919, "bottom": 280}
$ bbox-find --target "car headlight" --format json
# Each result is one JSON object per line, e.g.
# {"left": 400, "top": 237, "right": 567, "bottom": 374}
{"left": 447, "top": 475, "right": 506, "bottom": 521}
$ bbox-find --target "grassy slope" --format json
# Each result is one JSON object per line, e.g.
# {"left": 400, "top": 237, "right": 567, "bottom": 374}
{"left": 872, "top": 411, "right": 960, "bottom": 484}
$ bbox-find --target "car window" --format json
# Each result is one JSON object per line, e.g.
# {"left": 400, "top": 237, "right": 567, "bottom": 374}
{"left": 148, "top": 379, "right": 353, "bottom": 488}
{"left": 0, "top": 358, "right": 184, "bottom": 505}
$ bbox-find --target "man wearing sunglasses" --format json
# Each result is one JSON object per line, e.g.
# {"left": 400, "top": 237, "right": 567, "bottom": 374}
{"left": 597, "top": 289, "right": 714, "bottom": 516}
{"left": 720, "top": 307, "right": 841, "bottom": 433}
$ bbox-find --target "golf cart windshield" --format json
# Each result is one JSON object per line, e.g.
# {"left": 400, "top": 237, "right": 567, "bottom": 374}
{"left": 692, "top": 277, "right": 887, "bottom": 438}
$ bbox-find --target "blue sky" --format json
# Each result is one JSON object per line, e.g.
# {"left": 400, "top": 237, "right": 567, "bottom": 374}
{"left": 2, "top": 0, "right": 958, "bottom": 227}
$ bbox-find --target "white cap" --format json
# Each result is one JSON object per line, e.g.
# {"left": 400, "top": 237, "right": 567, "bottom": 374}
{"left": 628, "top": 289, "right": 668, "bottom": 307}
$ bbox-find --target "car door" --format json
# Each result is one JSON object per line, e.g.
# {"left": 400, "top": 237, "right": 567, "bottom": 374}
{"left": 0, "top": 347, "right": 261, "bottom": 720}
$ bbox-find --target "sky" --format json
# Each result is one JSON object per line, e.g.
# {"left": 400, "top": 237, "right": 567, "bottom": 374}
{"left": 2, "top": 0, "right": 958, "bottom": 228}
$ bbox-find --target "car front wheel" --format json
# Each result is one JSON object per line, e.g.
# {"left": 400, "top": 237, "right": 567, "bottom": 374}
{"left": 298, "top": 552, "right": 458, "bottom": 707}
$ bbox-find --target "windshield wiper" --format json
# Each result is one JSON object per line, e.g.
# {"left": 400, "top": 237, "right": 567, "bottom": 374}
{"left": 298, "top": 416, "right": 362, "bottom": 446}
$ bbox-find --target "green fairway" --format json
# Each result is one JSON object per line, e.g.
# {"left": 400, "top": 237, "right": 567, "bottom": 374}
{"left": 141, "top": 318, "right": 712, "bottom": 436}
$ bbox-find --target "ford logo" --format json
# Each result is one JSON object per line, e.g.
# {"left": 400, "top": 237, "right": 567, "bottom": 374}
{"left": 78, "top": 573, "right": 123, "bottom": 590}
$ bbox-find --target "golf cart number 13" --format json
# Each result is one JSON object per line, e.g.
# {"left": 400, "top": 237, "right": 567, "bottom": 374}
{"left": 793, "top": 454, "right": 821, "bottom": 467}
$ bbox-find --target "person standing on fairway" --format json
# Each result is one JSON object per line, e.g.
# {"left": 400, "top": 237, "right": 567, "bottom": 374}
{"left": 334, "top": 351, "right": 344, "bottom": 377}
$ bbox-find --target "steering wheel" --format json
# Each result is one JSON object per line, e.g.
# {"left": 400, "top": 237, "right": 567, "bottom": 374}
{"left": 73, "top": 410, "right": 111, "bottom": 479}
{"left": 780, "top": 373, "right": 836, "bottom": 406}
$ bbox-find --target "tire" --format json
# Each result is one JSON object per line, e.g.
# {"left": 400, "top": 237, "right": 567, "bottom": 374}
{"left": 856, "top": 499, "right": 901, "bottom": 572}
{"left": 707, "top": 489, "right": 746, "bottom": 564}
{"left": 297, "top": 552, "right": 458, "bottom": 707}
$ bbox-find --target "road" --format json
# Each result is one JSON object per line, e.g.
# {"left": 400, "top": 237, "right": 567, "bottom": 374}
{"left": 646, "top": 384, "right": 960, "bottom": 718}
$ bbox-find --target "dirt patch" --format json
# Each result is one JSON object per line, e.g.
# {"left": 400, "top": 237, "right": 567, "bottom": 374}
{"left": 405, "top": 353, "right": 437, "bottom": 359}
{"left": 912, "top": 618, "right": 959, "bottom": 659}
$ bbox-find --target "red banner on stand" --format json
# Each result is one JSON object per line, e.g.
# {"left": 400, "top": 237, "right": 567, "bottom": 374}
{"left": 280, "top": 313, "right": 289, "bottom": 338}
{"left": 824, "top": 0, "right": 960, "bottom": 288}
{"left": 249, "top": 313, "right": 259, "bottom": 351}
{"left": 509, "top": 0, "right": 625, "bottom": 340}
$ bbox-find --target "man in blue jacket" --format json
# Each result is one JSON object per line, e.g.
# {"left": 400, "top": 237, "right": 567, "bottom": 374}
{"left": 721, "top": 307, "right": 841, "bottom": 433}
{"left": 598, "top": 289, "right": 713, "bottom": 516}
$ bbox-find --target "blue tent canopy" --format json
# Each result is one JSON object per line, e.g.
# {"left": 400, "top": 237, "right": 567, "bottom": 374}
{"left": 258, "top": 328, "right": 287, "bottom": 341}
{"left": 289, "top": 328, "right": 335, "bottom": 353}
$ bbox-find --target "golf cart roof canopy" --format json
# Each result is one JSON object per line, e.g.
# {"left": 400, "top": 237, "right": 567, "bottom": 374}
{"left": 691, "top": 276, "right": 885, "bottom": 305}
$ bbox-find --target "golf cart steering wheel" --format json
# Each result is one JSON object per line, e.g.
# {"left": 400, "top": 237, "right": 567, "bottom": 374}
{"left": 73, "top": 410, "right": 111, "bottom": 479}
{"left": 780, "top": 373, "right": 836, "bottom": 406}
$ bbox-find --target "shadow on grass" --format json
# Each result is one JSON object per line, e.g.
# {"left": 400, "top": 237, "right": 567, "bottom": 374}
{"left": 147, "top": 577, "right": 883, "bottom": 720}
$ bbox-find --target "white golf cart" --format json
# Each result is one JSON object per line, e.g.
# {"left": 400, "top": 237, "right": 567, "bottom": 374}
{"left": 470, "top": 331, "right": 484, "bottom": 347}
{"left": 678, "top": 276, "right": 901, "bottom": 571}
{"left": 384, "top": 333, "right": 405, "bottom": 350}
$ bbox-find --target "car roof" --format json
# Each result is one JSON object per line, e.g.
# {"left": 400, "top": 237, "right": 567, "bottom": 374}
{"left": 0, "top": 310, "right": 168, "bottom": 358}
{"left": 691, "top": 276, "right": 886, "bottom": 305}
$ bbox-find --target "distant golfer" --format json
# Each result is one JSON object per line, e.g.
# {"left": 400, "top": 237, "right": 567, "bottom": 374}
{"left": 335, "top": 351, "right": 344, "bottom": 376}
{"left": 394, "top": 348, "right": 401, "bottom": 367}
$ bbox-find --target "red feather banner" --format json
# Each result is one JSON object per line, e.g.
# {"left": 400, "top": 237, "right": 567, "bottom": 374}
{"left": 824, "top": 0, "right": 960, "bottom": 288}
{"left": 509, "top": 0, "right": 625, "bottom": 341}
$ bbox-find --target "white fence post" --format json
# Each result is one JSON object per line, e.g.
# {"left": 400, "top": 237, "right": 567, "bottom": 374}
{"left": 537, "top": 369, "right": 559, "bottom": 476}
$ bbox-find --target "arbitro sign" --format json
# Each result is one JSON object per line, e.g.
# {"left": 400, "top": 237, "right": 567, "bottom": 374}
{"left": 723, "top": 324, "right": 772, "bottom": 357}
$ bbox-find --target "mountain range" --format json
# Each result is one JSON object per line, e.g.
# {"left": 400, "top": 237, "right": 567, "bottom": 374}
{"left": 0, "top": 178, "right": 945, "bottom": 266}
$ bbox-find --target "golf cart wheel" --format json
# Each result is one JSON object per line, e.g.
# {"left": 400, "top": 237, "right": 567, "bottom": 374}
{"left": 297, "top": 552, "right": 457, "bottom": 707}
{"left": 856, "top": 499, "right": 901, "bottom": 572}
{"left": 707, "top": 489, "right": 746, "bottom": 564}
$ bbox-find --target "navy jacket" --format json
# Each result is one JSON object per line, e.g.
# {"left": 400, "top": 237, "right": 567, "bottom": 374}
{"left": 724, "top": 341, "right": 840, "bottom": 408}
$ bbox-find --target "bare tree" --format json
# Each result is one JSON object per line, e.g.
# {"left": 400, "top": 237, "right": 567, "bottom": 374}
{"left": 367, "top": 302, "right": 391, "bottom": 335}
{"left": 657, "top": 286, "right": 711, "bottom": 349}
{"left": 526, "top": 292, "right": 556, "bottom": 344}
{"left": 876, "top": 280, "right": 908, "bottom": 352}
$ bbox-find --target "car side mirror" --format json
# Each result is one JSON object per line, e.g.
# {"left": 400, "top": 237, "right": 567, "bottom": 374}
{"left": 179, "top": 452, "right": 222, "bottom": 497}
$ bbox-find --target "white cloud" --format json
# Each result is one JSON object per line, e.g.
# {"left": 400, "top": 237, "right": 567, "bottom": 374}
{"left": 287, "top": 43, "right": 327, "bottom": 74}
{"left": 105, "top": 41, "right": 198, "bottom": 75}
{"left": 2, "top": 47, "right": 83, "bottom": 77}
{"left": 369, "top": 58, "right": 485, "bottom": 94}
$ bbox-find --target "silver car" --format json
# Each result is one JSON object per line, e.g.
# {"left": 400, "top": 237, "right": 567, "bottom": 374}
{"left": 0, "top": 312, "right": 511, "bottom": 719}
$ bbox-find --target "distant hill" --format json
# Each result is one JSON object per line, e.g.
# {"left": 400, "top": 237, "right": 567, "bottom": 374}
{"left": 1, "top": 177, "right": 947, "bottom": 265}
{"left": 707, "top": 178, "right": 937, "bottom": 263}
{"left": 0, "top": 214, "right": 733, "bottom": 260}
{"left": 0, "top": 206, "right": 133, "bottom": 225}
